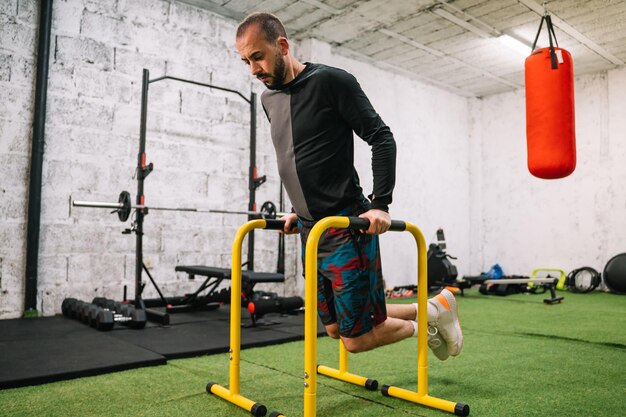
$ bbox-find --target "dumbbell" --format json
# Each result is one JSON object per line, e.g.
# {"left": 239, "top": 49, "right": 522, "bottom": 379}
{"left": 113, "top": 302, "right": 137, "bottom": 318}
{"left": 74, "top": 300, "right": 89, "bottom": 322}
{"left": 114, "top": 302, "right": 133, "bottom": 316}
{"left": 61, "top": 298, "right": 78, "bottom": 317}
{"left": 61, "top": 298, "right": 90, "bottom": 322}
{"left": 94, "top": 305, "right": 147, "bottom": 331}
{"left": 92, "top": 297, "right": 117, "bottom": 311}
{"left": 92, "top": 297, "right": 134, "bottom": 316}
{"left": 91, "top": 297, "right": 145, "bottom": 329}
{"left": 91, "top": 297, "right": 109, "bottom": 307}
{"left": 71, "top": 301, "right": 97, "bottom": 325}
{"left": 68, "top": 299, "right": 85, "bottom": 320}
{"left": 81, "top": 303, "right": 100, "bottom": 325}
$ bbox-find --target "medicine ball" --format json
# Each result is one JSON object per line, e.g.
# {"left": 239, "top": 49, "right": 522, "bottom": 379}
{"left": 603, "top": 253, "right": 626, "bottom": 294}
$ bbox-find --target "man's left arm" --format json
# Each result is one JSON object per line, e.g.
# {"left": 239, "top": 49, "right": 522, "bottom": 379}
{"left": 330, "top": 70, "right": 397, "bottom": 234}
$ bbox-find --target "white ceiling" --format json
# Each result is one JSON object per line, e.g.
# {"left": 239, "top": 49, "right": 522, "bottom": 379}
{"left": 179, "top": 0, "right": 626, "bottom": 98}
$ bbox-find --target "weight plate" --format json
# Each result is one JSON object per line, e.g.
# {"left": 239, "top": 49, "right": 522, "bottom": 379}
{"left": 117, "top": 191, "right": 132, "bottom": 222}
{"left": 260, "top": 201, "right": 277, "bottom": 219}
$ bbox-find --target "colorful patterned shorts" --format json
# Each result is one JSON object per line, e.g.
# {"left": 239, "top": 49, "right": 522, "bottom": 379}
{"left": 298, "top": 206, "right": 387, "bottom": 338}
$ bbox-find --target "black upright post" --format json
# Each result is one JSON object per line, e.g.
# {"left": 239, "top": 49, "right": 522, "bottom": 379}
{"left": 135, "top": 69, "right": 150, "bottom": 306}
{"left": 24, "top": 0, "right": 53, "bottom": 317}
{"left": 277, "top": 182, "right": 285, "bottom": 274}
{"left": 247, "top": 92, "right": 257, "bottom": 271}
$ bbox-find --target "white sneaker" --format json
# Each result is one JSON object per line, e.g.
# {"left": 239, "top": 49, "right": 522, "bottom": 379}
{"left": 412, "top": 303, "right": 451, "bottom": 361}
{"left": 427, "top": 326, "right": 449, "bottom": 361}
{"left": 428, "top": 289, "right": 463, "bottom": 356}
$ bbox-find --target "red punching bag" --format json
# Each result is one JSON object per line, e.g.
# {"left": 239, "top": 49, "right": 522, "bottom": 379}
{"left": 525, "top": 14, "right": 576, "bottom": 179}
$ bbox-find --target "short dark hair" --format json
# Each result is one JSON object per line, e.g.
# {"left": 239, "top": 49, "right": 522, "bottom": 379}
{"left": 236, "top": 12, "right": 287, "bottom": 42}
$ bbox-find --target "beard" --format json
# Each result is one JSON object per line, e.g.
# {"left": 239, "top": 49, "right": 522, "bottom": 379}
{"left": 259, "top": 50, "right": 287, "bottom": 89}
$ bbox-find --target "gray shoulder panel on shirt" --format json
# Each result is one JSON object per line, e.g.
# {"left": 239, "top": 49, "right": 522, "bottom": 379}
{"left": 261, "top": 90, "right": 312, "bottom": 220}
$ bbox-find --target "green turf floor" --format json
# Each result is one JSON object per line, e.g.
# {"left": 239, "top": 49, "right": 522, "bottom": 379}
{"left": 1, "top": 290, "right": 624, "bottom": 417}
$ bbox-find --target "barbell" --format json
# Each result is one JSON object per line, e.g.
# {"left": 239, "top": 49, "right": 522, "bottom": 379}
{"left": 72, "top": 191, "right": 288, "bottom": 222}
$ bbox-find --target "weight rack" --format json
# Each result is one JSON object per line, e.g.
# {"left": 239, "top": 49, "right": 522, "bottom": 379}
{"left": 69, "top": 69, "right": 266, "bottom": 325}
{"left": 133, "top": 69, "right": 265, "bottom": 323}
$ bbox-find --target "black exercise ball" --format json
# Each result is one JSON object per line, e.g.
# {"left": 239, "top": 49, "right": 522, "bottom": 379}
{"left": 603, "top": 253, "right": 626, "bottom": 294}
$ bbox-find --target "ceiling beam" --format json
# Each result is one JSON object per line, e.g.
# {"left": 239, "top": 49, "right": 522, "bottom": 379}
{"left": 379, "top": 28, "right": 522, "bottom": 89}
{"left": 300, "top": 0, "right": 342, "bottom": 15}
{"left": 436, "top": 0, "right": 500, "bottom": 36}
{"left": 517, "top": 0, "right": 624, "bottom": 66}
{"left": 177, "top": 0, "right": 245, "bottom": 22}
{"left": 431, "top": 8, "right": 493, "bottom": 39}
{"left": 334, "top": 46, "right": 477, "bottom": 98}
{"left": 379, "top": 29, "right": 445, "bottom": 57}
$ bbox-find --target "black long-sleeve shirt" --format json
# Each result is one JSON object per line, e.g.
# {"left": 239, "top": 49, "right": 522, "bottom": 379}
{"left": 261, "top": 63, "right": 396, "bottom": 221}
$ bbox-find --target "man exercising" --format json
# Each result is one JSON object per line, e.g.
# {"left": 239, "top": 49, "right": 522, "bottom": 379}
{"left": 235, "top": 12, "right": 463, "bottom": 359}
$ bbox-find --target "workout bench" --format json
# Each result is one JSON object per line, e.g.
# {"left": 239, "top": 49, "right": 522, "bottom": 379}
{"left": 173, "top": 265, "right": 285, "bottom": 312}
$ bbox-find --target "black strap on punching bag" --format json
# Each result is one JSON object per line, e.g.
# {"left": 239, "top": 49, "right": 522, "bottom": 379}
{"left": 531, "top": 13, "right": 560, "bottom": 69}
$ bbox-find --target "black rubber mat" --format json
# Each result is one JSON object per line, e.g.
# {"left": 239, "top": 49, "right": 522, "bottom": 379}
{"left": 0, "top": 306, "right": 322, "bottom": 389}
{"left": 0, "top": 317, "right": 166, "bottom": 389}
{"left": 108, "top": 305, "right": 322, "bottom": 359}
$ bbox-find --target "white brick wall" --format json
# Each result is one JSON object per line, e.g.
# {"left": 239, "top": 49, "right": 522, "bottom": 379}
{"left": 0, "top": 0, "right": 38, "bottom": 317}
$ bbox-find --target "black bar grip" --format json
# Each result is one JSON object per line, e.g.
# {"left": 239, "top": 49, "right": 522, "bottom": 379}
{"left": 264, "top": 219, "right": 298, "bottom": 231}
{"left": 265, "top": 217, "right": 406, "bottom": 232}
{"left": 347, "top": 217, "right": 406, "bottom": 232}
{"left": 347, "top": 217, "right": 370, "bottom": 230}
{"left": 389, "top": 220, "right": 406, "bottom": 231}
{"left": 264, "top": 219, "right": 287, "bottom": 230}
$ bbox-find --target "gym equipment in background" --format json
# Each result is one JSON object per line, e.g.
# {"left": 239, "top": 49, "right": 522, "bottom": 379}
{"left": 525, "top": 10, "right": 576, "bottom": 179}
{"left": 479, "top": 277, "right": 564, "bottom": 304}
{"left": 427, "top": 228, "right": 458, "bottom": 291}
{"left": 172, "top": 265, "right": 296, "bottom": 324}
{"left": 603, "top": 253, "right": 626, "bottom": 294}
{"left": 565, "top": 266, "right": 602, "bottom": 293}
{"left": 245, "top": 291, "right": 303, "bottom": 327}
{"left": 529, "top": 268, "right": 567, "bottom": 290}
{"left": 69, "top": 69, "right": 289, "bottom": 324}
{"left": 73, "top": 192, "right": 286, "bottom": 222}
{"left": 61, "top": 297, "right": 147, "bottom": 331}
{"left": 206, "top": 217, "right": 469, "bottom": 417}
{"left": 453, "top": 265, "right": 501, "bottom": 296}
{"left": 460, "top": 266, "right": 565, "bottom": 304}
{"left": 142, "top": 266, "right": 232, "bottom": 312}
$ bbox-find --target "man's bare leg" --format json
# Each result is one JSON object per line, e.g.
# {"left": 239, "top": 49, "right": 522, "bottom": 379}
{"left": 340, "top": 318, "right": 414, "bottom": 353}
{"left": 323, "top": 290, "right": 463, "bottom": 358}
{"left": 386, "top": 303, "right": 418, "bottom": 320}
{"left": 323, "top": 304, "right": 419, "bottom": 354}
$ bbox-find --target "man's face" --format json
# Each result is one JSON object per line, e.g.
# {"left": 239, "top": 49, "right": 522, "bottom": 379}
{"left": 236, "top": 25, "right": 286, "bottom": 88}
